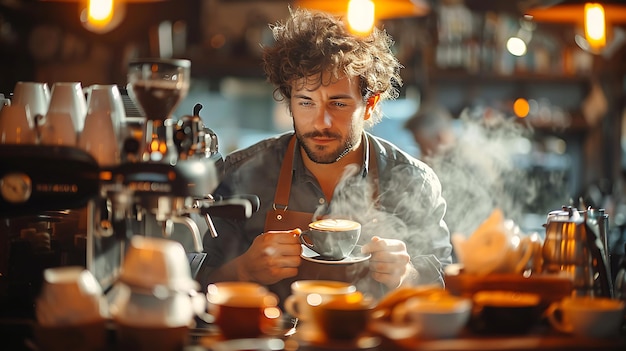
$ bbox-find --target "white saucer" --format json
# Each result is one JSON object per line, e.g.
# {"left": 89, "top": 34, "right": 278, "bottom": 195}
{"left": 300, "top": 245, "right": 371, "bottom": 265}
{"left": 294, "top": 323, "right": 381, "bottom": 350}
{"left": 208, "top": 338, "right": 285, "bottom": 351}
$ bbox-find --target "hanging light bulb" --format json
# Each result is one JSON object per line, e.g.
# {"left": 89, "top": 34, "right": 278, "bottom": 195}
{"left": 79, "top": 0, "right": 126, "bottom": 34}
{"left": 525, "top": 1, "right": 626, "bottom": 56}
{"left": 295, "top": 0, "right": 430, "bottom": 34}
{"left": 506, "top": 37, "right": 527, "bottom": 56}
{"left": 347, "top": 0, "right": 375, "bottom": 34}
{"left": 584, "top": 3, "right": 606, "bottom": 50}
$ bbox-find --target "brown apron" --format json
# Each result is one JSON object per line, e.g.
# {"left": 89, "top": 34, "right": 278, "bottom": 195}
{"left": 264, "top": 135, "right": 383, "bottom": 304}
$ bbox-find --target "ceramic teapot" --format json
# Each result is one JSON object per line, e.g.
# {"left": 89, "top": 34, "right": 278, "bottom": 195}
{"left": 452, "top": 209, "right": 539, "bottom": 276}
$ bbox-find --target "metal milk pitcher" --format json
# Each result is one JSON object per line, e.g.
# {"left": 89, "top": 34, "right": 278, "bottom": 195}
{"left": 542, "top": 206, "right": 612, "bottom": 297}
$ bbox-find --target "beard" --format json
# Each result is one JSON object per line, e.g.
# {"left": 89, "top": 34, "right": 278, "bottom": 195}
{"left": 296, "top": 126, "right": 361, "bottom": 164}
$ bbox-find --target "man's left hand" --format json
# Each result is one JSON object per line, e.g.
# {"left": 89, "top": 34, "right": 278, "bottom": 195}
{"left": 360, "top": 236, "right": 416, "bottom": 289}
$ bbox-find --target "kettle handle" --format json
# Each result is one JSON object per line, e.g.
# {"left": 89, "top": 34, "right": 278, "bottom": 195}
{"left": 584, "top": 211, "right": 613, "bottom": 297}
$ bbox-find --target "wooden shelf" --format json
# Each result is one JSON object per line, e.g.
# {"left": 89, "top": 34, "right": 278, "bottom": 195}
{"left": 429, "top": 69, "right": 591, "bottom": 85}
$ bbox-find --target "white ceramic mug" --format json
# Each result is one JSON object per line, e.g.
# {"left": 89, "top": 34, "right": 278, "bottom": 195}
{"left": 35, "top": 266, "right": 106, "bottom": 327}
{"left": 109, "top": 282, "right": 197, "bottom": 328}
{"left": 35, "top": 266, "right": 107, "bottom": 351}
{"left": 300, "top": 219, "right": 361, "bottom": 260}
{"left": 0, "top": 104, "right": 37, "bottom": 144}
{"left": 118, "top": 236, "right": 198, "bottom": 292}
{"left": 78, "top": 85, "right": 126, "bottom": 166}
{"left": 45, "top": 82, "right": 87, "bottom": 133}
{"left": 391, "top": 294, "right": 472, "bottom": 339}
{"left": 11, "top": 81, "right": 50, "bottom": 119}
{"left": 206, "top": 282, "right": 282, "bottom": 339}
{"left": 109, "top": 281, "right": 201, "bottom": 351}
{"left": 546, "top": 296, "right": 625, "bottom": 338}
{"left": 39, "top": 112, "right": 77, "bottom": 146}
{"left": 284, "top": 280, "right": 357, "bottom": 322}
{"left": 83, "top": 84, "right": 125, "bottom": 135}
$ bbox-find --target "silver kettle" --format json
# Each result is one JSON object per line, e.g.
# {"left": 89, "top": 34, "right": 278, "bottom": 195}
{"left": 543, "top": 206, "right": 612, "bottom": 297}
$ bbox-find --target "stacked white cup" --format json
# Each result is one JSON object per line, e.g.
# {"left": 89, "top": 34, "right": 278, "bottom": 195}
{"left": 0, "top": 81, "right": 49, "bottom": 144}
{"left": 39, "top": 82, "right": 87, "bottom": 146}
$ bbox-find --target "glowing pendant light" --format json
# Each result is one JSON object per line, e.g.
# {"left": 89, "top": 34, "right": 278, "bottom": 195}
{"left": 584, "top": 3, "right": 606, "bottom": 49}
{"left": 526, "top": 0, "right": 626, "bottom": 54}
{"left": 43, "top": 0, "right": 165, "bottom": 34}
{"left": 80, "top": 0, "right": 126, "bottom": 34}
{"left": 295, "top": 0, "right": 430, "bottom": 34}
{"left": 347, "top": 0, "right": 375, "bottom": 34}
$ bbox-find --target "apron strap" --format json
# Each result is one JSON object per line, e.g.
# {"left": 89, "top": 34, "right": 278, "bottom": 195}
{"left": 273, "top": 135, "right": 297, "bottom": 210}
{"left": 271, "top": 133, "right": 380, "bottom": 210}
{"left": 366, "top": 135, "right": 381, "bottom": 205}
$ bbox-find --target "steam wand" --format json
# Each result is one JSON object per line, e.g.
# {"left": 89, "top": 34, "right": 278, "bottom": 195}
{"left": 163, "top": 215, "right": 204, "bottom": 252}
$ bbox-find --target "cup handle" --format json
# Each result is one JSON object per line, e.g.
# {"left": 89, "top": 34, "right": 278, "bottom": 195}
{"left": 388, "top": 300, "right": 421, "bottom": 337}
{"left": 545, "top": 302, "right": 572, "bottom": 334}
{"left": 390, "top": 300, "right": 409, "bottom": 324}
{"left": 284, "top": 295, "right": 300, "bottom": 319}
{"left": 299, "top": 231, "right": 314, "bottom": 250}
{"left": 514, "top": 236, "right": 535, "bottom": 273}
{"left": 260, "top": 305, "right": 283, "bottom": 336}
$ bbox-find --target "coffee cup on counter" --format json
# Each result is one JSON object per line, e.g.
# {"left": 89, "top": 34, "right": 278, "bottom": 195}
{"left": 35, "top": 266, "right": 107, "bottom": 351}
{"left": 110, "top": 236, "right": 203, "bottom": 351}
{"left": 391, "top": 293, "right": 472, "bottom": 339}
{"left": 284, "top": 280, "right": 357, "bottom": 322}
{"left": 471, "top": 290, "right": 542, "bottom": 335}
{"left": 310, "top": 292, "right": 374, "bottom": 341}
{"left": 300, "top": 219, "right": 361, "bottom": 260}
{"left": 206, "top": 281, "right": 282, "bottom": 339}
{"left": 546, "top": 296, "right": 625, "bottom": 338}
{"left": 110, "top": 282, "right": 200, "bottom": 351}
{"left": 0, "top": 104, "right": 37, "bottom": 144}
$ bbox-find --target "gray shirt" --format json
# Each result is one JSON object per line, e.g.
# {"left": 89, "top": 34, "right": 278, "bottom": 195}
{"left": 199, "top": 131, "right": 452, "bottom": 292}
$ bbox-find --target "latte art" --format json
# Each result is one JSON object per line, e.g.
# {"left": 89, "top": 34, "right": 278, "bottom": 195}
{"left": 310, "top": 219, "right": 361, "bottom": 232}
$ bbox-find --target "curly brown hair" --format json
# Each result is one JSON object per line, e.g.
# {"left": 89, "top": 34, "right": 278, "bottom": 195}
{"left": 262, "top": 7, "right": 403, "bottom": 125}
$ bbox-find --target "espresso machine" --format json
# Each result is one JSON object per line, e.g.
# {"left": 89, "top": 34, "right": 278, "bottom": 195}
{"left": 0, "top": 59, "right": 258, "bottom": 325}
{"left": 89, "top": 58, "right": 257, "bottom": 292}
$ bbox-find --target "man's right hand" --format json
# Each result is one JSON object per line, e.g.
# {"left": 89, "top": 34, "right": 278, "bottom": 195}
{"left": 235, "top": 229, "right": 302, "bottom": 285}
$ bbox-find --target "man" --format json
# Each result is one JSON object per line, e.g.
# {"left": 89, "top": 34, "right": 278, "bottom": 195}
{"left": 198, "top": 8, "right": 452, "bottom": 304}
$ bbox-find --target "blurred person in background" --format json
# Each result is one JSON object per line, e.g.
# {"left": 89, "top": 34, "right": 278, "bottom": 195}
{"left": 197, "top": 8, "right": 452, "bottom": 304}
{"left": 405, "top": 104, "right": 540, "bottom": 253}
{"left": 404, "top": 102, "right": 457, "bottom": 161}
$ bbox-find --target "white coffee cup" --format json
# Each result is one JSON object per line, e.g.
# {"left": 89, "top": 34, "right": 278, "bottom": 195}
{"left": 206, "top": 282, "right": 282, "bottom": 339}
{"left": 391, "top": 294, "right": 472, "bottom": 339}
{"left": 118, "top": 236, "right": 198, "bottom": 292}
{"left": 35, "top": 266, "right": 107, "bottom": 327}
{"left": 39, "top": 112, "right": 77, "bottom": 146}
{"left": 300, "top": 219, "right": 361, "bottom": 260}
{"left": 78, "top": 85, "right": 125, "bottom": 166}
{"left": 546, "top": 296, "right": 625, "bottom": 338}
{"left": 46, "top": 82, "right": 87, "bottom": 133}
{"left": 109, "top": 282, "right": 198, "bottom": 328}
{"left": 284, "top": 280, "right": 357, "bottom": 323}
{"left": 109, "top": 280, "right": 202, "bottom": 351}
{"left": 0, "top": 104, "right": 37, "bottom": 144}
{"left": 11, "top": 81, "right": 50, "bottom": 119}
